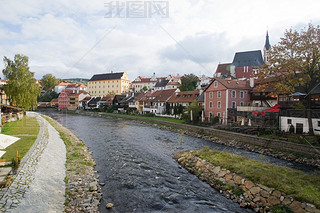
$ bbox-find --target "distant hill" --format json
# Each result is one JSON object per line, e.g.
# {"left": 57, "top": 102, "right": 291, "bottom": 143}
{"left": 61, "top": 78, "right": 89, "bottom": 86}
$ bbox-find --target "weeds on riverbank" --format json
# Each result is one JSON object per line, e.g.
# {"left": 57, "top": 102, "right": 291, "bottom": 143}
{"left": 194, "top": 147, "right": 320, "bottom": 208}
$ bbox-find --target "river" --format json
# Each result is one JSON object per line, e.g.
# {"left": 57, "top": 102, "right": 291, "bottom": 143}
{"left": 41, "top": 111, "right": 318, "bottom": 212}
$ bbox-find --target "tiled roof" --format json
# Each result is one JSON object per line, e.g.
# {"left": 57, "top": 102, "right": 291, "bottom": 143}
{"left": 232, "top": 50, "right": 264, "bottom": 67}
{"left": 168, "top": 90, "right": 200, "bottom": 103}
{"left": 204, "top": 78, "right": 251, "bottom": 92}
{"left": 50, "top": 98, "right": 58, "bottom": 103}
{"left": 216, "top": 78, "right": 251, "bottom": 90}
{"left": 215, "top": 63, "right": 233, "bottom": 75}
{"left": 167, "top": 81, "right": 180, "bottom": 85}
{"left": 89, "top": 72, "right": 124, "bottom": 81}
{"left": 80, "top": 96, "right": 92, "bottom": 102}
{"left": 145, "top": 89, "right": 176, "bottom": 102}
{"left": 155, "top": 80, "right": 169, "bottom": 88}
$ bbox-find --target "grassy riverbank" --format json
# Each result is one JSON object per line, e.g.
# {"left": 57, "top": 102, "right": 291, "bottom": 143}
{"left": 193, "top": 147, "right": 320, "bottom": 208}
{"left": 1, "top": 116, "right": 39, "bottom": 161}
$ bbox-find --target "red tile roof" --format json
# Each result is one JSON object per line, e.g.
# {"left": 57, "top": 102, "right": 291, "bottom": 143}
{"left": 215, "top": 78, "right": 251, "bottom": 90}
{"left": 168, "top": 90, "right": 200, "bottom": 103}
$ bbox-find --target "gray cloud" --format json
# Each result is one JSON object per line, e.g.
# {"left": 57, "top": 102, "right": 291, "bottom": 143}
{"left": 159, "top": 32, "right": 233, "bottom": 64}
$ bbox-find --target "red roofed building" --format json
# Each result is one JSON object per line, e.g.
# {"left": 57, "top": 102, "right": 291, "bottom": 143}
{"left": 55, "top": 82, "right": 87, "bottom": 94}
{"left": 58, "top": 90, "right": 89, "bottom": 110}
{"left": 204, "top": 78, "right": 251, "bottom": 123}
{"left": 58, "top": 90, "right": 68, "bottom": 109}
{"left": 168, "top": 90, "right": 200, "bottom": 108}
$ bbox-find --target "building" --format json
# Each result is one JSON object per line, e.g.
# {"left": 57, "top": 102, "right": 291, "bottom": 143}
{"left": 168, "top": 90, "right": 201, "bottom": 108}
{"left": 204, "top": 78, "right": 251, "bottom": 123}
{"left": 55, "top": 82, "right": 86, "bottom": 94}
{"left": 87, "top": 72, "right": 130, "bottom": 96}
{"left": 67, "top": 91, "right": 89, "bottom": 110}
{"left": 279, "top": 83, "right": 320, "bottom": 135}
{"left": 131, "top": 73, "right": 181, "bottom": 92}
{"left": 214, "top": 33, "right": 270, "bottom": 80}
{"left": 58, "top": 90, "right": 89, "bottom": 110}
{"left": 131, "top": 73, "right": 159, "bottom": 92}
{"left": 232, "top": 50, "right": 264, "bottom": 79}
{"left": 58, "top": 90, "right": 68, "bottom": 110}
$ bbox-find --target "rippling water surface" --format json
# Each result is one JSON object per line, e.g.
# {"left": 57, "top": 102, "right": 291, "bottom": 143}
{"left": 41, "top": 111, "right": 317, "bottom": 212}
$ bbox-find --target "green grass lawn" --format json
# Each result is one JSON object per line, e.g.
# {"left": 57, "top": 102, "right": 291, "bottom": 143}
{"left": 194, "top": 147, "right": 320, "bottom": 208}
{"left": 1, "top": 116, "right": 40, "bottom": 161}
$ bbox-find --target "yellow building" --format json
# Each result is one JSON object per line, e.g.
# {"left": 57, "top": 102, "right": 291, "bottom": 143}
{"left": 87, "top": 72, "right": 130, "bottom": 96}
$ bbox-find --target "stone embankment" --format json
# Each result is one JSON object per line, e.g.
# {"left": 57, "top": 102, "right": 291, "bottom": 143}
{"left": 175, "top": 151, "right": 320, "bottom": 213}
{"left": 155, "top": 124, "right": 320, "bottom": 168}
{"left": 42, "top": 115, "right": 102, "bottom": 212}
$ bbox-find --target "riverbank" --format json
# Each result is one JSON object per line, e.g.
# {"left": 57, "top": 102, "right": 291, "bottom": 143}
{"left": 42, "top": 115, "right": 102, "bottom": 212}
{"left": 175, "top": 149, "right": 320, "bottom": 213}
{"left": 68, "top": 110, "right": 320, "bottom": 169}
{"left": 0, "top": 112, "right": 65, "bottom": 212}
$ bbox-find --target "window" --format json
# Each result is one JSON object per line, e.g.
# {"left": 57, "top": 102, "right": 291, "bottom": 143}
{"left": 217, "top": 112, "right": 221, "bottom": 118}
{"left": 214, "top": 81, "right": 218, "bottom": 88}
{"left": 240, "top": 91, "right": 244, "bottom": 98}
{"left": 209, "top": 92, "right": 213, "bottom": 99}
{"left": 288, "top": 119, "right": 292, "bottom": 124}
{"left": 232, "top": 90, "right": 236, "bottom": 98}
{"left": 232, "top": 101, "right": 236, "bottom": 108}
{"left": 318, "top": 121, "right": 320, "bottom": 127}
{"left": 209, "top": 101, "right": 213, "bottom": 108}
{"left": 70, "top": 98, "right": 75, "bottom": 101}
{"left": 70, "top": 102, "right": 75, "bottom": 105}
{"left": 217, "top": 91, "right": 221, "bottom": 98}
{"left": 240, "top": 102, "right": 244, "bottom": 106}
{"left": 217, "top": 101, "right": 221, "bottom": 108}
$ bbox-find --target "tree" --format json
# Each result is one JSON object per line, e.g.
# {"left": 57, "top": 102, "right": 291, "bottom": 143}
{"left": 186, "top": 101, "right": 202, "bottom": 122}
{"left": 40, "top": 74, "right": 59, "bottom": 91}
{"left": 142, "top": 85, "right": 148, "bottom": 92}
{"left": 179, "top": 74, "right": 199, "bottom": 91}
{"left": 257, "top": 23, "right": 320, "bottom": 135}
{"left": 2, "top": 54, "right": 40, "bottom": 110}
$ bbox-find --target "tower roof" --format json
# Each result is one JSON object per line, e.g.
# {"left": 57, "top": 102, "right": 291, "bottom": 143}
{"left": 232, "top": 50, "right": 264, "bottom": 67}
{"left": 265, "top": 31, "right": 271, "bottom": 51}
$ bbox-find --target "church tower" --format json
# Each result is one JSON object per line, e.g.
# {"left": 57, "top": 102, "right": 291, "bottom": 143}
{"left": 263, "top": 31, "right": 271, "bottom": 63}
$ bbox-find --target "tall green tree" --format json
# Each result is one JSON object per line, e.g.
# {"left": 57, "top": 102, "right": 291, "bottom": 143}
{"left": 257, "top": 23, "right": 320, "bottom": 135}
{"left": 40, "top": 73, "right": 59, "bottom": 91}
{"left": 2, "top": 54, "right": 40, "bottom": 110}
{"left": 179, "top": 74, "right": 199, "bottom": 91}
{"left": 186, "top": 101, "right": 202, "bottom": 122}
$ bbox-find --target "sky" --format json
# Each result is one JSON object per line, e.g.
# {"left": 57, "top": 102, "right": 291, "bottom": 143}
{"left": 1, "top": 0, "right": 320, "bottom": 81}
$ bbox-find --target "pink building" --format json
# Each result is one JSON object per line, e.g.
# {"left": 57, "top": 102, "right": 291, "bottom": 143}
{"left": 204, "top": 78, "right": 251, "bottom": 123}
{"left": 58, "top": 90, "right": 68, "bottom": 109}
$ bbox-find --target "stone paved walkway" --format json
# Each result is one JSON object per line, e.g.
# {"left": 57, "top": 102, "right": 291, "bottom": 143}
{"left": 0, "top": 112, "right": 66, "bottom": 212}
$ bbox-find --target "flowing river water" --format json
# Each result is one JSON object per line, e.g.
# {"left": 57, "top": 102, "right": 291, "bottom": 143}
{"left": 41, "top": 111, "right": 318, "bottom": 213}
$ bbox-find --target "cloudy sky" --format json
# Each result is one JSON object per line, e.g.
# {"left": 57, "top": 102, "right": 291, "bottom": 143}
{"left": 1, "top": 0, "right": 320, "bottom": 81}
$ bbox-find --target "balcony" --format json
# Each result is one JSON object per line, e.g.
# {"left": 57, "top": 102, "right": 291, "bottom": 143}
{"left": 237, "top": 106, "right": 269, "bottom": 112}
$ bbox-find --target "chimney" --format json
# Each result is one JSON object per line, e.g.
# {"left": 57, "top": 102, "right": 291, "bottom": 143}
{"left": 250, "top": 78, "right": 254, "bottom": 88}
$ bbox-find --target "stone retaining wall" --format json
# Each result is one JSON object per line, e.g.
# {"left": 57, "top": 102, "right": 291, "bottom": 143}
{"left": 175, "top": 152, "right": 320, "bottom": 213}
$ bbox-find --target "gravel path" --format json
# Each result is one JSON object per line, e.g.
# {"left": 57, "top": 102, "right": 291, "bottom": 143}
{"left": 0, "top": 112, "right": 66, "bottom": 212}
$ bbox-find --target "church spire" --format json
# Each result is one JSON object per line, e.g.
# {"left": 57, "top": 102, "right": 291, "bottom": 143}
{"left": 264, "top": 30, "right": 271, "bottom": 63}
{"left": 264, "top": 30, "right": 271, "bottom": 51}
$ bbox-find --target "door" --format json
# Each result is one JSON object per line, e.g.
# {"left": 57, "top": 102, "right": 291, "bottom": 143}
{"left": 296, "top": 123, "right": 303, "bottom": 134}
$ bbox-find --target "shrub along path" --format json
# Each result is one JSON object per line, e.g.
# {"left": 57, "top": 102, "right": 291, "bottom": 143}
{"left": 0, "top": 112, "right": 66, "bottom": 212}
